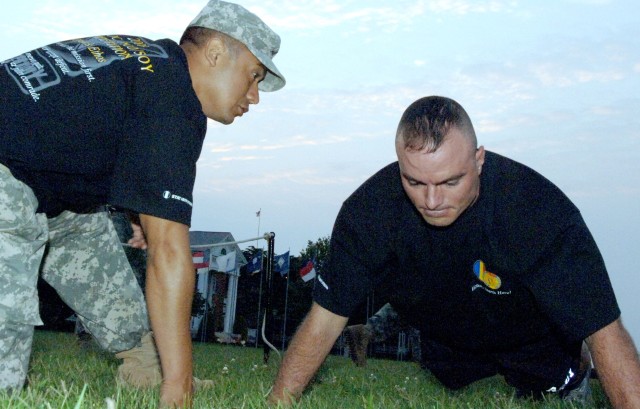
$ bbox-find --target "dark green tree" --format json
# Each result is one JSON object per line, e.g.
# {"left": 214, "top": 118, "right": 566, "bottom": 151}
{"left": 298, "top": 236, "right": 330, "bottom": 272}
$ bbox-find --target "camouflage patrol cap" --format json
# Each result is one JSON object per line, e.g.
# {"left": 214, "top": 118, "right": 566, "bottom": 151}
{"left": 189, "top": 0, "right": 285, "bottom": 92}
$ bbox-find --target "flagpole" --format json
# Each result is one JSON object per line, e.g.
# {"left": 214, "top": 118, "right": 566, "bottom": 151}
{"left": 255, "top": 209, "right": 262, "bottom": 348}
{"left": 281, "top": 249, "right": 290, "bottom": 351}
{"left": 263, "top": 233, "right": 276, "bottom": 363}
{"left": 255, "top": 209, "right": 261, "bottom": 247}
{"left": 255, "top": 248, "right": 264, "bottom": 348}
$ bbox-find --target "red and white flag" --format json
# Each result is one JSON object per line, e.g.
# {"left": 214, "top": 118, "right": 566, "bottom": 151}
{"left": 192, "top": 251, "right": 208, "bottom": 269}
{"left": 299, "top": 260, "right": 316, "bottom": 282}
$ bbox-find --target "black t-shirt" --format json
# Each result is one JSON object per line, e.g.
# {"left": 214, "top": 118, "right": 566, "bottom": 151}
{"left": 315, "top": 151, "right": 620, "bottom": 352}
{"left": 0, "top": 35, "right": 207, "bottom": 225}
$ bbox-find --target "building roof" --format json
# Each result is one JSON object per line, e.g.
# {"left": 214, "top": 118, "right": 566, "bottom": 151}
{"left": 189, "top": 231, "right": 248, "bottom": 266}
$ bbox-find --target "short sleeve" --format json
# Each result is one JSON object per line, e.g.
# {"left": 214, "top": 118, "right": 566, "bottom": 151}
{"left": 527, "top": 212, "right": 620, "bottom": 342}
{"left": 109, "top": 116, "right": 206, "bottom": 225}
{"left": 314, "top": 198, "right": 395, "bottom": 317}
{"left": 108, "top": 41, "right": 206, "bottom": 225}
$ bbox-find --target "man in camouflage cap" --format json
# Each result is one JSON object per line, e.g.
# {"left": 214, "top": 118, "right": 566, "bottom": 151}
{"left": 188, "top": 0, "right": 285, "bottom": 92}
{"left": 0, "top": 0, "right": 285, "bottom": 406}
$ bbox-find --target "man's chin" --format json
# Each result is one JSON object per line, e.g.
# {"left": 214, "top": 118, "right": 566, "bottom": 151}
{"left": 423, "top": 215, "right": 456, "bottom": 228}
{"left": 213, "top": 117, "right": 234, "bottom": 125}
{"left": 207, "top": 111, "right": 236, "bottom": 125}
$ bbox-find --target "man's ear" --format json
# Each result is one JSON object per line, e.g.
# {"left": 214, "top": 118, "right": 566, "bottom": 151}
{"left": 475, "top": 145, "right": 486, "bottom": 174}
{"left": 204, "top": 36, "right": 226, "bottom": 67}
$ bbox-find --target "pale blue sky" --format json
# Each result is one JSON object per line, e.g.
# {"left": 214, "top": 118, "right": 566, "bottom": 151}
{"left": 2, "top": 1, "right": 639, "bottom": 342}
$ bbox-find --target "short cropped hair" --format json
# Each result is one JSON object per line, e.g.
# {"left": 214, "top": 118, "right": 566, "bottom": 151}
{"left": 179, "top": 26, "right": 243, "bottom": 57}
{"left": 396, "top": 96, "right": 477, "bottom": 152}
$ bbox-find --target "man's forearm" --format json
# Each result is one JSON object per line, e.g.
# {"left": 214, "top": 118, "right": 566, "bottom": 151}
{"left": 146, "top": 255, "right": 195, "bottom": 407}
{"left": 141, "top": 215, "right": 195, "bottom": 407}
{"left": 271, "top": 322, "right": 329, "bottom": 402}
{"left": 270, "top": 303, "right": 348, "bottom": 404}
{"left": 146, "top": 260, "right": 194, "bottom": 385}
{"left": 588, "top": 317, "right": 640, "bottom": 408}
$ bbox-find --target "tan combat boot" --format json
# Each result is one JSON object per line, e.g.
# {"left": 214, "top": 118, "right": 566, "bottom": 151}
{"left": 115, "top": 332, "right": 215, "bottom": 390}
{"left": 115, "top": 332, "right": 163, "bottom": 388}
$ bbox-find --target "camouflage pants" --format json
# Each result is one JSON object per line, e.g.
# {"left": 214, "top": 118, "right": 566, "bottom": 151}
{"left": 0, "top": 163, "right": 149, "bottom": 390}
{"left": 367, "top": 303, "right": 422, "bottom": 361}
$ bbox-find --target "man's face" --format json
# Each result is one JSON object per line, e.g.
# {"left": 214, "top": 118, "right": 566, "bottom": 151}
{"left": 396, "top": 127, "right": 485, "bottom": 227}
{"left": 197, "top": 44, "right": 266, "bottom": 125}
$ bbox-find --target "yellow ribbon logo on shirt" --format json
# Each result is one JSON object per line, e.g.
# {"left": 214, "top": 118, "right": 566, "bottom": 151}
{"left": 473, "top": 260, "right": 502, "bottom": 290}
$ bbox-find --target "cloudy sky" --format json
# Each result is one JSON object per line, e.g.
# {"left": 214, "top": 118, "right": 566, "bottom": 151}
{"left": 2, "top": 1, "right": 639, "bottom": 341}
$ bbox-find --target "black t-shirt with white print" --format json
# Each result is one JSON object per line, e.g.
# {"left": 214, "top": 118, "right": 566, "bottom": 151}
{"left": 0, "top": 35, "right": 206, "bottom": 225}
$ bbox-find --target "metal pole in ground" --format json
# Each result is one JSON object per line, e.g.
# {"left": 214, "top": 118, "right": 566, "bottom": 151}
{"left": 262, "top": 232, "right": 275, "bottom": 363}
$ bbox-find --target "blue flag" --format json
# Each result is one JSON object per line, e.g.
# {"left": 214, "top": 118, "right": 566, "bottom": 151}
{"left": 274, "top": 251, "right": 290, "bottom": 276}
{"left": 248, "top": 252, "right": 262, "bottom": 275}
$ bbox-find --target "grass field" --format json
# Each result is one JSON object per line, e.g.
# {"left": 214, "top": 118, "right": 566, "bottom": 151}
{"left": 0, "top": 330, "right": 611, "bottom": 408}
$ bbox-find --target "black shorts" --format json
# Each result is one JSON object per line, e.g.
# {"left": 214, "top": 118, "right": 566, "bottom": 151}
{"left": 420, "top": 337, "right": 582, "bottom": 394}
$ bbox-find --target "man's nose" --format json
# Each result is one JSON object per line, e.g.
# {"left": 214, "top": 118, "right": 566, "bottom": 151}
{"left": 424, "top": 185, "right": 442, "bottom": 209}
{"left": 247, "top": 81, "right": 260, "bottom": 105}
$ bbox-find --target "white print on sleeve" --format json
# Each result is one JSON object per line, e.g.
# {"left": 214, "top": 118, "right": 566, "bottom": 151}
{"left": 163, "top": 190, "right": 193, "bottom": 207}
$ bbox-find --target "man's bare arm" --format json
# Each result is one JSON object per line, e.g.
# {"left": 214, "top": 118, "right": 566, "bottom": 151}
{"left": 587, "top": 317, "right": 640, "bottom": 409}
{"left": 140, "top": 214, "right": 195, "bottom": 408}
{"left": 269, "top": 302, "right": 348, "bottom": 405}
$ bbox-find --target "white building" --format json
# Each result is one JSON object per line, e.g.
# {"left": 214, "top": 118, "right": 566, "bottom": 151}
{"left": 189, "top": 231, "right": 248, "bottom": 341}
